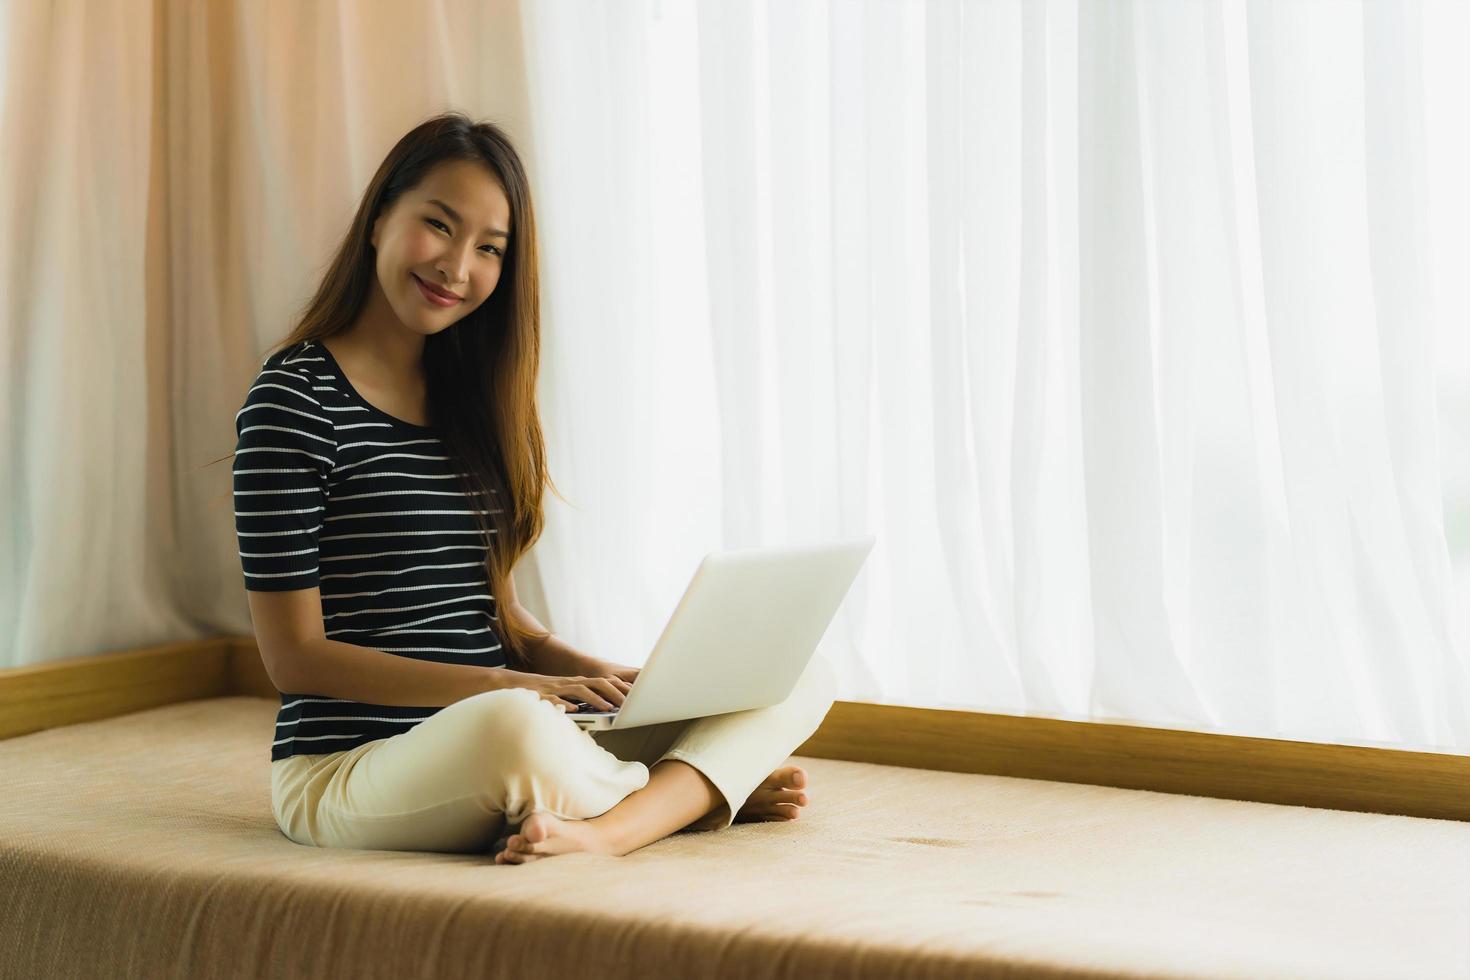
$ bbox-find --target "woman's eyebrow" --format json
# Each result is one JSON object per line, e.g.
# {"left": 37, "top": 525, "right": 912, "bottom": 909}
{"left": 426, "top": 198, "right": 509, "bottom": 240}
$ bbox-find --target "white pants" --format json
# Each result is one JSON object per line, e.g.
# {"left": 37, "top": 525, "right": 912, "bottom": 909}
{"left": 270, "top": 653, "right": 837, "bottom": 852}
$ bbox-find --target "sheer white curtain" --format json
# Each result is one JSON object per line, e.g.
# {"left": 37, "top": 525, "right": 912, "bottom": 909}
{"left": 519, "top": 0, "right": 1470, "bottom": 752}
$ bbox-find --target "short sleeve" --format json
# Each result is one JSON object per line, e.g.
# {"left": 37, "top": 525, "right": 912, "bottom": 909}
{"left": 233, "top": 363, "right": 337, "bottom": 592}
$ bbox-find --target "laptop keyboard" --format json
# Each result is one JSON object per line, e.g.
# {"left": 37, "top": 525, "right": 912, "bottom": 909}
{"left": 569, "top": 700, "right": 619, "bottom": 714}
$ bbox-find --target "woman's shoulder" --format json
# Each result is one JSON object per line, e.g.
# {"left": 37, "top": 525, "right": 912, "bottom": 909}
{"left": 263, "top": 338, "right": 321, "bottom": 371}
{"left": 242, "top": 341, "right": 334, "bottom": 417}
{"left": 251, "top": 340, "right": 329, "bottom": 389}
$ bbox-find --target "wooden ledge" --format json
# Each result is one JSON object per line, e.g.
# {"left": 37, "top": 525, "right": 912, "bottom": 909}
{"left": 0, "top": 638, "right": 236, "bottom": 740}
{"left": 3, "top": 636, "right": 1466, "bottom": 822}
{"left": 808, "top": 700, "right": 1470, "bottom": 822}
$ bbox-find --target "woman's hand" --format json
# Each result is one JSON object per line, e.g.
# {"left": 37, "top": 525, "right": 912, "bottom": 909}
{"left": 524, "top": 635, "right": 640, "bottom": 686}
{"left": 562, "top": 657, "right": 642, "bottom": 712}
{"left": 512, "top": 638, "right": 643, "bottom": 711}
{"left": 585, "top": 657, "right": 642, "bottom": 686}
{"left": 565, "top": 657, "right": 643, "bottom": 712}
{"left": 513, "top": 654, "right": 639, "bottom": 713}
{"left": 515, "top": 670, "right": 632, "bottom": 713}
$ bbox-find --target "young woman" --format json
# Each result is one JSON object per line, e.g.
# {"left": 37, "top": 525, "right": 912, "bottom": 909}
{"left": 233, "top": 112, "right": 835, "bottom": 864}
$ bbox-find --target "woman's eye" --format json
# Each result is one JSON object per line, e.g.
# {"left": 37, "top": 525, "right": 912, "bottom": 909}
{"left": 425, "top": 218, "right": 501, "bottom": 256}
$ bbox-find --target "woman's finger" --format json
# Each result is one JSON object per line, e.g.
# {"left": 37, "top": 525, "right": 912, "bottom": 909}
{"left": 579, "top": 683, "right": 616, "bottom": 710}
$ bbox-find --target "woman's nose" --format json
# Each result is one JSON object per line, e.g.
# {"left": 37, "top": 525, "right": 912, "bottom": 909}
{"left": 440, "top": 249, "right": 472, "bottom": 286}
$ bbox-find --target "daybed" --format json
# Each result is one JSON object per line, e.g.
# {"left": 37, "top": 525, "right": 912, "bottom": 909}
{"left": 2, "top": 637, "right": 1467, "bottom": 979}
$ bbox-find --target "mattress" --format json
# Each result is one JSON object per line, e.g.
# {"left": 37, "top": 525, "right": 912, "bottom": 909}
{"left": 2, "top": 696, "right": 1467, "bottom": 979}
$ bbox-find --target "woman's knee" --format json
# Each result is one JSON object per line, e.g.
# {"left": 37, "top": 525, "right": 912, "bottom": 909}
{"left": 450, "top": 686, "right": 582, "bottom": 766}
{"left": 444, "top": 686, "right": 644, "bottom": 817}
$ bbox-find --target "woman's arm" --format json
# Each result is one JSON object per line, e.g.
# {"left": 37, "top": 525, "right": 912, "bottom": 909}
{"left": 507, "top": 602, "right": 605, "bottom": 676}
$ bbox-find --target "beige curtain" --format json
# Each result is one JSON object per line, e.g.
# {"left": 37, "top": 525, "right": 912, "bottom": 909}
{"left": 0, "top": 0, "right": 550, "bottom": 666}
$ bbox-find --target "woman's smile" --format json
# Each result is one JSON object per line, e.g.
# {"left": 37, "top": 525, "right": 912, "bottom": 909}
{"left": 412, "top": 272, "right": 462, "bottom": 306}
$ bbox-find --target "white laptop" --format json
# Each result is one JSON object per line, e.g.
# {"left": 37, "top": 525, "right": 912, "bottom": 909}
{"left": 564, "top": 535, "right": 876, "bottom": 731}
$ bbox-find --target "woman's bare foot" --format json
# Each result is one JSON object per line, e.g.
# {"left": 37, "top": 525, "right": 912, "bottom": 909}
{"left": 734, "top": 765, "right": 809, "bottom": 823}
{"left": 491, "top": 764, "right": 813, "bottom": 862}
{"left": 494, "top": 811, "right": 615, "bottom": 865}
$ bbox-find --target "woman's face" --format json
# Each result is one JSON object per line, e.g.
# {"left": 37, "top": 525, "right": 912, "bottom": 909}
{"left": 369, "top": 159, "right": 512, "bottom": 333}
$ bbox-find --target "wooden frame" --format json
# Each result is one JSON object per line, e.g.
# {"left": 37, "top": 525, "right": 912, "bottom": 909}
{"left": 3, "top": 636, "right": 1467, "bottom": 822}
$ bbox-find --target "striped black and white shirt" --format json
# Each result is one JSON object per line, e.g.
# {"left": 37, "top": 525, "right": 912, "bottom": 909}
{"left": 233, "top": 339, "right": 507, "bottom": 762}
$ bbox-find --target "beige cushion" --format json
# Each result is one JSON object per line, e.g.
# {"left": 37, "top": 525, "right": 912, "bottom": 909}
{"left": 2, "top": 696, "right": 1468, "bottom": 978}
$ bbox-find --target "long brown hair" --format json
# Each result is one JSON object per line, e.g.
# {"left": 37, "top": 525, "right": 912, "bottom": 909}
{"left": 227, "top": 111, "right": 564, "bottom": 670}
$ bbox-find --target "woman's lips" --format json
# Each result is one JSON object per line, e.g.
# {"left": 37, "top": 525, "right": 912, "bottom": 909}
{"left": 412, "top": 273, "right": 462, "bottom": 306}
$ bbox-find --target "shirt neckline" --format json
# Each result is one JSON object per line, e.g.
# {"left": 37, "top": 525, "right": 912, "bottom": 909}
{"left": 309, "top": 339, "right": 436, "bottom": 434}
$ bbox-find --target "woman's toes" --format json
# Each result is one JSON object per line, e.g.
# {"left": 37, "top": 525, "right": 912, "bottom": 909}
{"left": 518, "top": 813, "right": 556, "bottom": 852}
{"left": 733, "top": 769, "right": 812, "bottom": 824}
{"left": 499, "top": 840, "right": 543, "bottom": 864}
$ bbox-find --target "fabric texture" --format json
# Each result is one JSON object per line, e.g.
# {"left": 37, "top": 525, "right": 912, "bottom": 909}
{"left": 233, "top": 338, "right": 511, "bottom": 762}
{"left": 271, "top": 650, "right": 839, "bottom": 849}
{"left": 3, "top": 695, "right": 1469, "bottom": 979}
